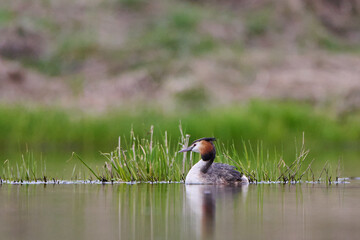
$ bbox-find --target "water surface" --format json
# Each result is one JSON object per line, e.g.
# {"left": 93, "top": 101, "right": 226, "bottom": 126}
{"left": 1, "top": 181, "right": 359, "bottom": 240}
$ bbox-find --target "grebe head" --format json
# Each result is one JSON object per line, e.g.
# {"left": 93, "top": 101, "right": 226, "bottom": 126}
{"left": 179, "top": 137, "right": 216, "bottom": 161}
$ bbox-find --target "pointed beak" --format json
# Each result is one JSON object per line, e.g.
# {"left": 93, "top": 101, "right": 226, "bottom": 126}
{"left": 178, "top": 146, "right": 193, "bottom": 153}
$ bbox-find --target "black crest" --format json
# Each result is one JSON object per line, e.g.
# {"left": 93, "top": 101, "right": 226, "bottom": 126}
{"left": 191, "top": 137, "right": 216, "bottom": 145}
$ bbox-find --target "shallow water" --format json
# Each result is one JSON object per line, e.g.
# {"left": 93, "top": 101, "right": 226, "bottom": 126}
{"left": 1, "top": 181, "right": 360, "bottom": 240}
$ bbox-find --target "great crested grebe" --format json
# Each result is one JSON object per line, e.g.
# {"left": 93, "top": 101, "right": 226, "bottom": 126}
{"left": 179, "top": 137, "right": 249, "bottom": 185}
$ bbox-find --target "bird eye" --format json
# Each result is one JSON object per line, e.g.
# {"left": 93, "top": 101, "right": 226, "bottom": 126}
{"left": 193, "top": 144, "right": 197, "bottom": 147}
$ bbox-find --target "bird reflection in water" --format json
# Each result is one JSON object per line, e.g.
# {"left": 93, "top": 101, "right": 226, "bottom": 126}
{"left": 185, "top": 184, "right": 248, "bottom": 240}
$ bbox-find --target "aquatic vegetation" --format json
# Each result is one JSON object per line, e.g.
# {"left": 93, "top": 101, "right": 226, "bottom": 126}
{"left": 1, "top": 150, "right": 47, "bottom": 183}
{"left": 0, "top": 126, "right": 338, "bottom": 183}
{"left": 74, "top": 126, "right": 336, "bottom": 183}
{"left": 1, "top": 101, "right": 355, "bottom": 182}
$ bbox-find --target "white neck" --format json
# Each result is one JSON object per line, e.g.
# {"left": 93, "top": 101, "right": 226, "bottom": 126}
{"left": 185, "top": 160, "right": 209, "bottom": 184}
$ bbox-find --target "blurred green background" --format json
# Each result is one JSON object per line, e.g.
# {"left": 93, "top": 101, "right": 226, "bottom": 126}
{"left": 0, "top": 0, "right": 359, "bottom": 178}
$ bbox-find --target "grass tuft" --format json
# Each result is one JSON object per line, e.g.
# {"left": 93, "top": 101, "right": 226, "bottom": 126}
{"left": 1, "top": 150, "right": 47, "bottom": 182}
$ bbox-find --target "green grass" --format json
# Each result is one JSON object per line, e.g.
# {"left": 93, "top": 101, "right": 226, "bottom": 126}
{"left": 0, "top": 125, "right": 336, "bottom": 183}
{"left": 1, "top": 150, "right": 47, "bottom": 182}
{"left": 245, "top": 8, "right": 274, "bottom": 37}
{"left": 72, "top": 126, "right": 335, "bottom": 183}
{"left": 0, "top": 101, "right": 359, "bottom": 179}
{"left": 0, "top": 8, "right": 15, "bottom": 26}
{"left": 0, "top": 101, "right": 359, "bottom": 154}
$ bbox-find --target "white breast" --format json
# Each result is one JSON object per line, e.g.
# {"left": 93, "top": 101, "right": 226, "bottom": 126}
{"left": 185, "top": 160, "right": 208, "bottom": 184}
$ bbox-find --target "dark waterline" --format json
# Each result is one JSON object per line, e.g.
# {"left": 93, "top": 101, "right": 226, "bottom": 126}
{"left": 1, "top": 181, "right": 360, "bottom": 240}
